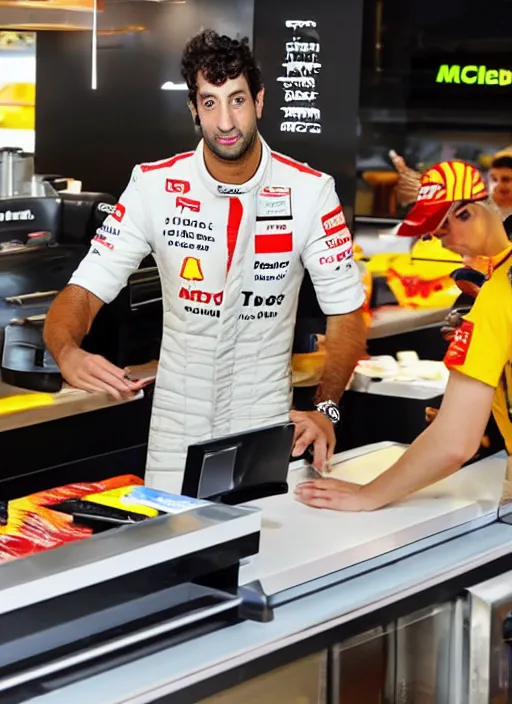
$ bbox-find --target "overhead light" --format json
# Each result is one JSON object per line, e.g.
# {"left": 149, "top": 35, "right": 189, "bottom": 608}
{"left": 91, "top": 0, "right": 97, "bottom": 89}
{"left": 161, "top": 81, "right": 187, "bottom": 90}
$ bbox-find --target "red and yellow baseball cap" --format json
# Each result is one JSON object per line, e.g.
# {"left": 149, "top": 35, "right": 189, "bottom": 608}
{"left": 397, "top": 160, "right": 488, "bottom": 237}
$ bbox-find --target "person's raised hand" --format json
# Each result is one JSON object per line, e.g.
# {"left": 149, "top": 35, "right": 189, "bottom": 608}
{"left": 389, "top": 150, "right": 422, "bottom": 207}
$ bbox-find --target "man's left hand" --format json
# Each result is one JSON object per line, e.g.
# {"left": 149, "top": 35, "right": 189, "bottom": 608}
{"left": 290, "top": 410, "right": 336, "bottom": 472}
{"left": 294, "top": 478, "right": 371, "bottom": 512}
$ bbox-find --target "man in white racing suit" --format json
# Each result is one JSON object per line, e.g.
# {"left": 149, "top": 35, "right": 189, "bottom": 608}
{"left": 44, "top": 30, "right": 367, "bottom": 491}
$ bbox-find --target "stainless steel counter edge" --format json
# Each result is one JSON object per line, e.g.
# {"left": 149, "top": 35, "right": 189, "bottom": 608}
{"left": 29, "top": 522, "right": 512, "bottom": 704}
{"left": 0, "top": 504, "right": 261, "bottom": 616}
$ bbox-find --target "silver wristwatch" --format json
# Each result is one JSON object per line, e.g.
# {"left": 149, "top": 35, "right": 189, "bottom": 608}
{"left": 315, "top": 400, "right": 341, "bottom": 425}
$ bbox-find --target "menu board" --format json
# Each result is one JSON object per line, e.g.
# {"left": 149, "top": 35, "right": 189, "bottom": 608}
{"left": 254, "top": 0, "right": 363, "bottom": 322}
{"left": 278, "top": 20, "right": 322, "bottom": 136}
{"left": 254, "top": 0, "right": 363, "bottom": 224}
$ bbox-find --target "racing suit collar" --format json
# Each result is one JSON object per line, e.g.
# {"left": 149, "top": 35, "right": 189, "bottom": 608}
{"left": 195, "top": 135, "right": 270, "bottom": 197}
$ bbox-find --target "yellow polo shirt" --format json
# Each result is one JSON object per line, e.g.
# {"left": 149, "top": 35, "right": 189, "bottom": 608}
{"left": 444, "top": 246, "right": 512, "bottom": 452}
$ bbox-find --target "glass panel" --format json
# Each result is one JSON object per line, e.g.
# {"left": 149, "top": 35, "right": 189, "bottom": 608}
{"left": 332, "top": 626, "right": 393, "bottom": 704}
{"left": 394, "top": 602, "right": 466, "bottom": 704}
{"left": 331, "top": 602, "right": 466, "bottom": 703}
{"left": 197, "top": 650, "right": 328, "bottom": 704}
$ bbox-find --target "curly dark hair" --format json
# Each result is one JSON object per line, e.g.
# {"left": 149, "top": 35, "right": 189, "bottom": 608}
{"left": 181, "top": 30, "right": 263, "bottom": 109}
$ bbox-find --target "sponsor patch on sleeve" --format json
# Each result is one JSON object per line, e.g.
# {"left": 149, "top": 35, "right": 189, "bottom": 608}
{"left": 112, "top": 203, "right": 126, "bottom": 222}
{"left": 444, "top": 319, "right": 474, "bottom": 367}
{"left": 321, "top": 204, "right": 346, "bottom": 237}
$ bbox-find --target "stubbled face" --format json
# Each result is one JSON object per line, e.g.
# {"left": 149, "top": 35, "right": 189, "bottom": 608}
{"left": 434, "top": 202, "right": 496, "bottom": 257}
{"left": 194, "top": 72, "right": 264, "bottom": 162}
{"left": 489, "top": 167, "right": 512, "bottom": 209}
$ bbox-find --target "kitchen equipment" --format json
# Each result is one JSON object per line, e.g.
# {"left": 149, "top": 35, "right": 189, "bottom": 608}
{"left": 1, "top": 317, "right": 62, "bottom": 392}
{"left": 0, "top": 499, "right": 261, "bottom": 697}
{"left": 0, "top": 160, "right": 163, "bottom": 391}
{"left": 0, "top": 147, "right": 34, "bottom": 198}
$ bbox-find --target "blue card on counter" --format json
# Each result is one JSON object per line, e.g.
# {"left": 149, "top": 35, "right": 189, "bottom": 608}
{"left": 122, "top": 486, "right": 210, "bottom": 514}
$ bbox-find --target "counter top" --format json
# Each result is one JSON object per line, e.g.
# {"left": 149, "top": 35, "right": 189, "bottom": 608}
{"left": 0, "top": 357, "right": 322, "bottom": 426}
{"left": 293, "top": 306, "right": 451, "bottom": 386}
{"left": 367, "top": 305, "right": 450, "bottom": 340}
{"left": 240, "top": 442, "right": 505, "bottom": 596}
{"left": 0, "top": 362, "right": 157, "bottom": 432}
{"left": 0, "top": 307, "right": 448, "bottom": 417}
{"left": 12, "top": 444, "right": 512, "bottom": 704}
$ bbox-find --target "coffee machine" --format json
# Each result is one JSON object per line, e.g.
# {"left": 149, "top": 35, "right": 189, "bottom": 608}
{"left": 0, "top": 147, "right": 162, "bottom": 393}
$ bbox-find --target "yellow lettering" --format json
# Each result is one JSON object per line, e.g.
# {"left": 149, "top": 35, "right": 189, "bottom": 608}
{"left": 436, "top": 64, "right": 460, "bottom": 84}
{"left": 437, "top": 63, "right": 512, "bottom": 88}
{"left": 486, "top": 69, "right": 498, "bottom": 85}
{"left": 461, "top": 65, "right": 478, "bottom": 84}
{"left": 499, "top": 69, "right": 512, "bottom": 86}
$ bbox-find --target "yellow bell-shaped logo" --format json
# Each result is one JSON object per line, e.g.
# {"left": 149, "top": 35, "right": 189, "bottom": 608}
{"left": 180, "top": 257, "right": 204, "bottom": 281}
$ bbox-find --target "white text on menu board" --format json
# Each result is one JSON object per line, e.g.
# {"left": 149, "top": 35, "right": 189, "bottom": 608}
{"left": 278, "top": 20, "right": 322, "bottom": 135}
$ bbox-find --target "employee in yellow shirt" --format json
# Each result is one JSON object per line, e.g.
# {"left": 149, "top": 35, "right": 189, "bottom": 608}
{"left": 296, "top": 160, "right": 512, "bottom": 511}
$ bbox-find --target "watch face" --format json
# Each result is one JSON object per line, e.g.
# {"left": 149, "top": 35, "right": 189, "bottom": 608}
{"left": 318, "top": 402, "right": 340, "bottom": 424}
{"left": 326, "top": 405, "right": 341, "bottom": 423}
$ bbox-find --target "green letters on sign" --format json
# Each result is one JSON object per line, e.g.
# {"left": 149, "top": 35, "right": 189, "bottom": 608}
{"left": 436, "top": 64, "right": 512, "bottom": 86}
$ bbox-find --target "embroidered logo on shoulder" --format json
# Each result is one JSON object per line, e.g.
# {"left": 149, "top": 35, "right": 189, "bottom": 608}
{"left": 112, "top": 203, "right": 126, "bottom": 223}
{"left": 444, "top": 319, "right": 474, "bottom": 367}
{"left": 166, "top": 179, "right": 190, "bottom": 194}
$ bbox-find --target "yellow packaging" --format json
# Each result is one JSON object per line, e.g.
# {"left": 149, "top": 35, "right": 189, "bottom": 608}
{"left": 83, "top": 486, "right": 159, "bottom": 517}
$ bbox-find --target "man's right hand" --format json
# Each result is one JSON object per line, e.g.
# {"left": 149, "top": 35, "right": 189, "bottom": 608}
{"left": 58, "top": 347, "right": 144, "bottom": 400}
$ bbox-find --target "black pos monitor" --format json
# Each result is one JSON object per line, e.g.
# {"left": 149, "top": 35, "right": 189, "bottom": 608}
{"left": 181, "top": 423, "right": 295, "bottom": 505}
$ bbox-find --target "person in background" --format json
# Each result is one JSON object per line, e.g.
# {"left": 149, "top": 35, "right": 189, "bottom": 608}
{"left": 488, "top": 148, "right": 512, "bottom": 220}
{"left": 44, "top": 30, "right": 367, "bottom": 489}
{"left": 295, "top": 160, "right": 512, "bottom": 511}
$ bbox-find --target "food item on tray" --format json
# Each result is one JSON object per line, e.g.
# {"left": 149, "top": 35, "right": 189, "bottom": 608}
{"left": 2, "top": 504, "right": 92, "bottom": 551}
{"left": 0, "top": 475, "right": 147, "bottom": 564}
{"left": 353, "top": 353, "right": 449, "bottom": 383}
{"left": 82, "top": 486, "right": 159, "bottom": 518}
{"left": 120, "top": 486, "right": 210, "bottom": 514}
{"left": 11, "top": 474, "right": 144, "bottom": 509}
{"left": 0, "top": 533, "right": 43, "bottom": 562}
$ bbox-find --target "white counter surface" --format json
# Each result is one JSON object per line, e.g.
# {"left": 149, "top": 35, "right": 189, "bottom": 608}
{"left": 19, "top": 444, "right": 512, "bottom": 704}
{"left": 240, "top": 443, "right": 506, "bottom": 596}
